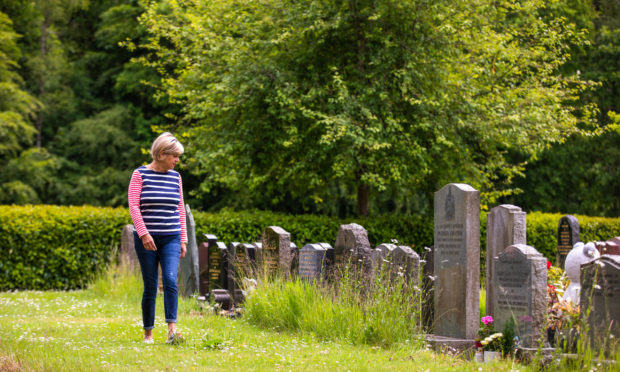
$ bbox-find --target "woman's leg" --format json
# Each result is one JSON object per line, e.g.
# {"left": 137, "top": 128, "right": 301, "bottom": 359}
{"left": 134, "top": 232, "right": 159, "bottom": 340}
{"left": 158, "top": 234, "right": 181, "bottom": 334}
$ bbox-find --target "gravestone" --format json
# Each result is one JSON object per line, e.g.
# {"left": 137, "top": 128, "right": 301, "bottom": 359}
{"left": 422, "top": 246, "right": 435, "bottom": 331}
{"left": 198, "top": 242, "right": 209, "bottom": 295}
{"left": 227, "top": 242, "right": 243, "bottom": 303}
{"left": 178, "top": 204, "right": 199, "bottom": 297}
{"left": 204, "top": 234, "right": 228, "bottom": 292}
{"left": 433, "top": 183, "right": 480, "bottom": 340}
{"left": 375, "top": 244, "right": 420, "bottom": 282}
{"left": 580, "top": 255, "right": 620, "bottom": 353}
{"left": 334, "top": 223, "right": 374, "bottom": 276}
{"left": 299, "top": 244, "right": 328, "bottom": 281}
{"left": 289, "top": 242, "right": 299, "bottom": 275}
{"left": 120, "top": 224, "right": 138, "bottom": 269}
{"left": 493, "top": 244, "right": 547, "bottom": 347}
{"left": 486, "top": 204, "right": 527, "bottom": 318}
{"left": 600, "top": 237, "right": 620, "bottom": 256}
{"left": 261, "top": 226, "right": 292, "bottom": 276}
{"left": 319, "top": 243, "right": 335, "bottom": 274}
{"left": 557, "top": 215, "right": 580, "bottom": 268}
{"left": 240, "top": 243, "right": 260, "bottom": 276}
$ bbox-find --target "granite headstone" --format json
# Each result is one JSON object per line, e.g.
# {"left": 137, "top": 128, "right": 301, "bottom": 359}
{"left": 580, "top": 254, "right": 620, "bottom": 353}
{"left": 178, "top": 204, "right": 199, "bottom": 297}
{"left": 557, "top": 215, "right": 580, "bottom": 268}
{"left": 261, "top": 226, "right": 292, "bottom": 275}
{"left": 433, "top": 183, "right": 480, "bottom": 340}
{"left": 486, "top": 204, "right": 527, "bottom": 318}
{"left": 493, "top": 244, "right": 547, "bottom": 347}
{"left": 299, "top": 244, "right": 328, "bottom": 281}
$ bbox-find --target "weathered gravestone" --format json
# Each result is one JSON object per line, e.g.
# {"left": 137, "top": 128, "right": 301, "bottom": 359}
{"left": 580, "top": 255, "right": 620, "bottom": 353}
{"left": 376, "top": 244, "right": 420, "bottom": 282}
{"left": 433, "top": 183, "right": 480, "bottom": 341}
{"left": 299, "top": 244, "right": 328, "bottom": 281}
{"left": 178, "top": 204, "right": 199, "bottom": 297}
{"left": 120, "top": 224, "right": 138, "bottom": 269}
{"left": 493, "top": 244, "right": 547, "bottom": 347}
{"left": 486, "top": 204, "right": 527, "bottom": 318}
{"left": 261, "top": 226, "right": 292, "bottom": 276}
{"left": 557, "top": 215, "right": 580, "bottom": 269}
{"left": 334, "top": 223, "right": 374, "bottom": 276}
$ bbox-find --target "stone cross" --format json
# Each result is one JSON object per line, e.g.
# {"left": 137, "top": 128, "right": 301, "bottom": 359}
{"left": 493, "top": 244, "right": 547, "bottom": 347}
{"left": 557, "top": 215, "right": 580, "bottom": 268}
{"left": 433, "top": 183, "right": 480, "bottom": 340}
{"left": 178, "top": 204, "right": 199, "bottom": 297}
{"left": 486, "top": 204, "right": 526, "bottom": 318}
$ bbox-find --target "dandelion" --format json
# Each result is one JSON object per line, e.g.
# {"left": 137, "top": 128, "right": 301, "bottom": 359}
{"left": 419, "top": 260, "right": 427, "bottom": 264}
{"left": 427, "top": 275, "right": 436, "bottom": 281}
{"left": 424, "top": 247, "right": 432, "bottom": 252}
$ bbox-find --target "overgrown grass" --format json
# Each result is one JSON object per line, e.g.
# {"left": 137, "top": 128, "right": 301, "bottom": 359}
{"left": 245, "top": 261, "right": 423, "bottom": 347}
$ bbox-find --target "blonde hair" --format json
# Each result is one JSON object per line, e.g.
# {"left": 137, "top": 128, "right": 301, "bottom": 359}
{"left": 150, "top": 132, "right": 184, "bottom": 161}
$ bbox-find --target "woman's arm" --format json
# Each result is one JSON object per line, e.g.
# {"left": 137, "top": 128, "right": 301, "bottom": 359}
{"left": 128, "top": 169, "right": 148, "bottom": 237}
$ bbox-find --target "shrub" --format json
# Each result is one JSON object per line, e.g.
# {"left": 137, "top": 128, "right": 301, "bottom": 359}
{"left": 2, "top": 205, "right": 620, "bottom": 290}
{"left": 0, "top": 205, "right": 129, "bottom": 290}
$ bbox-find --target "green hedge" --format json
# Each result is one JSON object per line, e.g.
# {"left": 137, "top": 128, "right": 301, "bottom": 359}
{"left": 2, "top": 205, "right": 619, "bottom": 290}
{"left": 0, "top": 205, "right": 130, "bottom": 290}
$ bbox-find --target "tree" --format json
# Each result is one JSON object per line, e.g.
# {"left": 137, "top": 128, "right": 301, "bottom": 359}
{"left": 140, "top": 0, "right": 596, "bottom": 216}
{"left": 0, "top": 10, "right": 39, "bottom": 161}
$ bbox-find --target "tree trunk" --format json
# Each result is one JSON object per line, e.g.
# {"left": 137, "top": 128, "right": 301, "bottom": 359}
{"left": 357, "top": 183, "right": 369, "bottom": 217}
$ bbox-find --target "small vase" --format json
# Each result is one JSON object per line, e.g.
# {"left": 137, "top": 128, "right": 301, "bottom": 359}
{"left": 483, "top": 351, "right": 500, "bottom": 362}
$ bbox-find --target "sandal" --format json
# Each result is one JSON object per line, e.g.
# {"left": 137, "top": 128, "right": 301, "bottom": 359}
{"left": 166, "top": 331, "right": 185, "bottom": 345}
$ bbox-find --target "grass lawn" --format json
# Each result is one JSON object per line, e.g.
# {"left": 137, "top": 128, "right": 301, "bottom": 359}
{"left": 0, "top": 267, "right": 528, "bottom": 371}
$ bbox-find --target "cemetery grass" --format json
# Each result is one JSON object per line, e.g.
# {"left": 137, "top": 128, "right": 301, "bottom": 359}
{"left": 0, "top": 266, "right": 528, "bottom": 372}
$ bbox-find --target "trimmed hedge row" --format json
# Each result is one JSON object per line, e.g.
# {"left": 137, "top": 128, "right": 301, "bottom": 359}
{"left": 0, "top": 205, "right": 130, "bottom": 290}
{"left": 1, "top": 205, "right": 619, "bottom": 290}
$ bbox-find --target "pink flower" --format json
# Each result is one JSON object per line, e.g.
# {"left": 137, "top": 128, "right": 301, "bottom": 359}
{"left": 481, "top": 316, "right": 494, "bottom": 325}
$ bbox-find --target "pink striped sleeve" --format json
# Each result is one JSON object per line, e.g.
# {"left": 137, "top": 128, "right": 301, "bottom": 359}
{"left": 128, "top": 169, "right": 148, "bottom": 238}
{"left": 178, "top": 175, "right": 188, "bottom": 243}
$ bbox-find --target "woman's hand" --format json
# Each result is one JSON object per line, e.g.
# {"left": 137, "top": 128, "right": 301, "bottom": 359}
{"left": 180, "top": 243, "right": 187, "bottom": 258}
{"left": 141, "top": 234, "right": 157, "bottom": 251}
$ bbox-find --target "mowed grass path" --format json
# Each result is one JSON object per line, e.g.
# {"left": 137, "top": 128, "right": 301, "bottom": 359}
{"left": 0, "top": 269, "right": 526, "bottom": 371}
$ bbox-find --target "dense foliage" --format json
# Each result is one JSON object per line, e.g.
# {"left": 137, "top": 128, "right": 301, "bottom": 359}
{"left": 138, "top": 0, "right": 598, "bottom": 216}
{"left": 2, "top": 205, "right": 619, "bottom": 290}
{"left": 0, "top": 0, "right": 619, "bottom": 217}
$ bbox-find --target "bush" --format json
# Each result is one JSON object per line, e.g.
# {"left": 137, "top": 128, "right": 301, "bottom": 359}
{"left": 0, "top": 205, "right": 129, "bottom": 290}
{"left": 2, "top": 205, "right": 619, "bottom": 290}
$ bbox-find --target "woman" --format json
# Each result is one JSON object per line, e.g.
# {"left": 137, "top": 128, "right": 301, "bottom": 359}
{"left": 128, "top": 132, "right": 187, "bottom": 344}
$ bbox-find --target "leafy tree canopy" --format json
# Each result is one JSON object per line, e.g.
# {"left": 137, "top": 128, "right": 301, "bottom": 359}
{"left": 139, "top": 0, "right": 597, "bottom": 216}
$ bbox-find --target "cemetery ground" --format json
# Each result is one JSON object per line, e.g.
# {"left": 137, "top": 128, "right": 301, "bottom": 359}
{"left": 0, "top": 266, "right": 527, "bottom": 372}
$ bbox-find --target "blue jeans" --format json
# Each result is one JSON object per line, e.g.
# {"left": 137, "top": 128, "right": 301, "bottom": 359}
{"left": 134, "top": 232, "right": 181, "bottom": 329}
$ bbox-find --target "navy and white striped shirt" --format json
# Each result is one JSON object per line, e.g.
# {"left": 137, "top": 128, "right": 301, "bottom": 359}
{"left": 128, "top": 166, "right": 187, "bottom": 242}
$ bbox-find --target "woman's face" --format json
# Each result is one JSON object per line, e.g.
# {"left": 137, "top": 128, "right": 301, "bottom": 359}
{"left": 160, "top": 152, "right": 180, "bottom": 170}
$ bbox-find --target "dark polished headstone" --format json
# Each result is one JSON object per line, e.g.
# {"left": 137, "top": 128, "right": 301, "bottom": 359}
{"left": 227, "top": 242, "right": 242, "bottom": 302}
{"left": 299, "top": 244, "right": 328, "bottom": 281}
{"left": 557, "top": 215, "right": 580, "bottom": 268}
{"left": 208, "top": 241, "right": 228, "bottom": 291}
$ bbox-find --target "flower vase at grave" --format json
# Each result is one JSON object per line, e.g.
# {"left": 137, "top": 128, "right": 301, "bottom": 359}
{"left": 483, "top": 351, "right": 500, "bottom": 362}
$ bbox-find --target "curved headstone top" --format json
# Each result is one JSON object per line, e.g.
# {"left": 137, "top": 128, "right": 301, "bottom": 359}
{"left": 503, "top": 244, "right": 543, "bottom": 258}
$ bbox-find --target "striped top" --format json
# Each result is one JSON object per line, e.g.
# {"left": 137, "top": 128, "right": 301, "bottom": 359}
{"left": 128, "top": 166, "right": 188, "bottom": 243}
